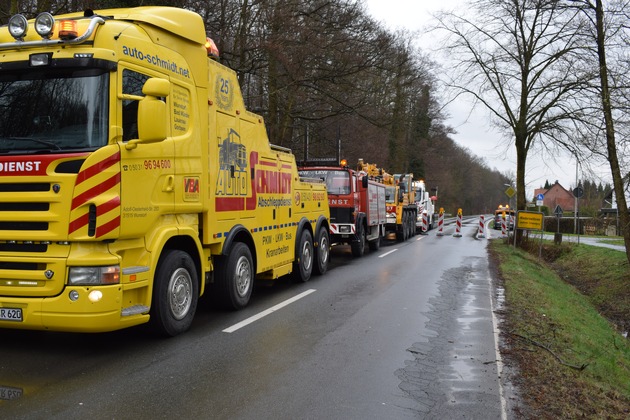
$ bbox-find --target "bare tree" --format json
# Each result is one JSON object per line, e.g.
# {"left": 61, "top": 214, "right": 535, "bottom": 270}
{"left": 565, "top": 0, "right": 630, "bottom": 263}
{"left": 435, "top": 0, "right": 588, "bottom": 223}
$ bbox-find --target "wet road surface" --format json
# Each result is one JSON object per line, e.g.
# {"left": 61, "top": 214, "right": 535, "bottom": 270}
{"left": 0, "top": 218, "right": 511, "bottom": 419}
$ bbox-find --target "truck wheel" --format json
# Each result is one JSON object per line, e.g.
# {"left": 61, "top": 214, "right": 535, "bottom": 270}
{"left": 314, "top": 226, "right": 329, "bottom": 275}
{"left": 216, "top": 242, "right": 254, "bottom": 310}
{"left": 402, "top": 213, "right": 409, "bottom": 241}
{"left": 411, "top": 213, "right": 417, "bottom": 236}
{"left": 293, "top": 229, "right": 314, "bottom": 282}
{"left": 351, "top": 224, "right": 366, "bottom": 257}
{"left": 368, "top": 227, "right": 381, "bottom": 251}
{"left": 150, "top": 250, "right": 199, "bottom": 337}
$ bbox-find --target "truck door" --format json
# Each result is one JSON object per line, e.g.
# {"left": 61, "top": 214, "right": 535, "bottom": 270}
{"left": 118, "top": 67, "right": 175, "bottom": 236}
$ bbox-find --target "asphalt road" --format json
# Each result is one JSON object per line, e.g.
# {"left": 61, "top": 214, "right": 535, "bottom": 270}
{"left": 0, "top": 218, "right": 510, "bottom": 419}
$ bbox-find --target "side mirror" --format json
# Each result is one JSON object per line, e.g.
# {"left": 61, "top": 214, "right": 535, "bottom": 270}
{"left": 126, "top": 78, "right": 170, "bottom": 149}
{"left": 362, "top": 176, "right": 368, "bottom": 188}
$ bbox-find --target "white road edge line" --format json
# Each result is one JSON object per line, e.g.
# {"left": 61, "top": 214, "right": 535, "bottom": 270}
{"left": 488, "top": 277, "right": 508, "bottom": 420}
{"left": 222, "top": 289, "right": 317, "bottom": 333}
{"left": 378, "top": 249, "right": 397, "bottom": 258}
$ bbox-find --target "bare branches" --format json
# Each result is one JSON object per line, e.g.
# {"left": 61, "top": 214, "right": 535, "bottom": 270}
{"left": 510, "top": 332, "right": 590, "bottom": 371}
{"left": 434, "top": 0, "right": 600, "bottom": 223}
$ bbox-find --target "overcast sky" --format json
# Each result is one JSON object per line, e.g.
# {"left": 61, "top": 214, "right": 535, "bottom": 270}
{"left": 365, "top": 0, "right": 607, "bottom": 196}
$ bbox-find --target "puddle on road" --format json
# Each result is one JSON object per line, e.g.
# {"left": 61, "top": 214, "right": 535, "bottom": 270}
{"left": 396, "top": 258, "right": 505, "bottom": 418}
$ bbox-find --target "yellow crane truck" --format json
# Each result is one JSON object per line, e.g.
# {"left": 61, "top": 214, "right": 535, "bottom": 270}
{"left": 383, "top": 173, "right": 417, "bottom": 241}
{"left": 0, "top": 7, "right": 330, "bottom": 336}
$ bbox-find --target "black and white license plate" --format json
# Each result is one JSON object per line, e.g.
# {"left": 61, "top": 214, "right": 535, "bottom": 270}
{"left": 0, "top": 385, "right": 23, "bottom": 400}
{"left": 0, "top": 307, "right": 22, "bottom": 322}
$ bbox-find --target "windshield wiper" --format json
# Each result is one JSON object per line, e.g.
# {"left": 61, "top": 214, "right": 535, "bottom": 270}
{"left": 1, "top": 137, "right": 61, "bottom": 150}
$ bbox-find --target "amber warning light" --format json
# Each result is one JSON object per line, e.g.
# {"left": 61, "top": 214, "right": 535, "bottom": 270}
{"left": 206, "top": 37, "right": 219, "bottom": 58}
{"left": 58, "top": 20, "right": 78, "bottom": 40}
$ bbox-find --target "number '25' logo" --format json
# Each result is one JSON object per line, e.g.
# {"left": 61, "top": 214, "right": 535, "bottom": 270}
{"left": 216, "top": 76, "right": 233, "bottom": 111}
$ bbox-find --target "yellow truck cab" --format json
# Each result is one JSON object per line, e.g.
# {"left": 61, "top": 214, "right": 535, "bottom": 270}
{"left": 0, "top": 7, "right": 329, "bottom": 336}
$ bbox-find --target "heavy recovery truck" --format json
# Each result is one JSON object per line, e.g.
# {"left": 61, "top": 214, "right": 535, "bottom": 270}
{"left": 413, "top": 179, "right": 436, "bottom": 232}
{"left": 383, "top": 173, "right": 417, "bottom": 241}
{"left": 299, "top": 159, "right": 386, "bottom": 257}
{"left": 0, "top": 7, "right": 330, "bottom": 336}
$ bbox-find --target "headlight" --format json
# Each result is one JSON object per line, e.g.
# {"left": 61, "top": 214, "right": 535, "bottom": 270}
{"left": 35, "top": 12, "right": 55, "bottom": 38}
{"left": 8, "top": 14, "right": 28, "bottom": 40}
{"left": 68, "top": 266, "right": 120, "bottom": 285}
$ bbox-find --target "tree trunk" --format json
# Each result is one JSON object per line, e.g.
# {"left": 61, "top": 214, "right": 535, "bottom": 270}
{"left": 594, "top": 0, "right": 630, "bottom": 264}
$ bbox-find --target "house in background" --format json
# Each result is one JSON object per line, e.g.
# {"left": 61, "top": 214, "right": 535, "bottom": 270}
{"left": 533, "top": 181, "right": 574, "bottom": 213}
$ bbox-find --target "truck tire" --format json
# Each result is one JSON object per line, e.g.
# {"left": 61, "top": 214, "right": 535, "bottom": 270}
{"left": 293, "top": 229, "right": 314, "bottom": 282}
{"left": 368, "top": 227, "right": 381, "bottom": 251}
{"left": 150, "top": 250, "right": 199, "bottom": 337}
{"left": 314, "top": 226, "right": 329, "bottom": 275}
{"left": 396, "top": 223, "right": 404, "bottom": 242}
{"left": 351, "top": 223, "right": 366, "bottom": 257}
{"left": 216, "top": 242, "right": 254, "bottom": 310}
{"left": 412, "top": 212, "right": 417, "bottom": 236}
{"left": 402, "top": 213, "right": 409, "bottom": 241}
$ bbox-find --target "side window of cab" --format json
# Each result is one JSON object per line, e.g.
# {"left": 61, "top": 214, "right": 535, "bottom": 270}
{"left": 121, "top": 69, "right": 150, "bottom": 142}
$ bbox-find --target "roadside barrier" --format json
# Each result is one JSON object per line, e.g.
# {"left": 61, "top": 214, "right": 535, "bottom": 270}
{"left": 453, "top": 209, "right": 462, "bottom": 237}
{"left": 422, "top": 212, "right": 428, "bottom": 233}
{"left": 477, "top": 215, "right": 485, "bottom": 238}
{"left": 501, "top": 215, "right": 507, "bottom": 237}
{"left": 436, "top": 209, "right": 444, "bottom": 236}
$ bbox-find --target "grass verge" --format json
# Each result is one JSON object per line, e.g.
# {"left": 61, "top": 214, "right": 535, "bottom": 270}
{"left": 488, "top": 240, "right": 630, "bottom": 418}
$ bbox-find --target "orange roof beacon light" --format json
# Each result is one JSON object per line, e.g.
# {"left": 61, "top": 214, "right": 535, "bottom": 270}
{"left": 58, "top": 20, "right": 78, "bottom": 40}
{"left": 340, "top": 159, "right": 348, "bottom": 167}
{"left": 205, "top": 37, "right": 219, "bottom": 58}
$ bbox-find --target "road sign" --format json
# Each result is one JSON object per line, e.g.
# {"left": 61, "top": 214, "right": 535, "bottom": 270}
{"left": 516, "top": 211, "right": 544, "bottom": 230}
{"left": 573, "top": 187, "right": 584, "bottom": 198}
{"left": 554, "top": 205, "right": 563, "bottom": 217}
{"left": 504, "top": 186, "right": 515, "bottom": 198}
{"left": 536, "top": 193, "right": 544, "bottom": 201}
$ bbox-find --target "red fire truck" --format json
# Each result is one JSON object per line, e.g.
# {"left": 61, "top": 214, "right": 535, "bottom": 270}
{"left": 299, "top": 159, "right": 387, "bottom": 256}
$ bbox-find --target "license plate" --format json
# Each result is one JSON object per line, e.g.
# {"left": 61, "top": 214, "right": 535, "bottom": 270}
{"left": 0, "top": 385, "right": 23, "bottom": 400}
{"left": 0, "top": 307, "right": 22, "bottom": 322}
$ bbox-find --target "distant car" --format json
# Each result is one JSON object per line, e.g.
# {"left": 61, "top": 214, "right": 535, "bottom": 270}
{"left": 494, "top": 207, "right": 515, "bottom": 230}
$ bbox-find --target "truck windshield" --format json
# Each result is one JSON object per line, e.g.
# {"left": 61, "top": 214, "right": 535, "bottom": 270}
{"left": 299, "top": 169, "right": 350, "bottom": 195}
{"left": 0, "top": 69, "right": 108, "bottom": 153}
{"left": 385, "top": 186, "right": 396, "bottom": 203}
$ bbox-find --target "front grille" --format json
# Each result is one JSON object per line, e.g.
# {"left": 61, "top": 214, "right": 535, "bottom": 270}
{"left": 330, "top": 207, "right": 353, "bottom": 224}
{"left": 0, "top": 182, "right": 54, "bottom": 237}
{"left": 0, "top": 221, "right": 48, "bottom": 230}
{"left": 0, "top": 243, "right": 48, "bottom": 252}
{"left": 0, "top": 183, "right": 49, "bottom": 192}
{"left": 0, "top": 261, "right": 44, "bottom": 270}
{"left": 0, "top": 203, "right": 49, "bottom": 211}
